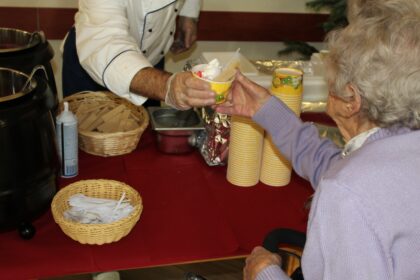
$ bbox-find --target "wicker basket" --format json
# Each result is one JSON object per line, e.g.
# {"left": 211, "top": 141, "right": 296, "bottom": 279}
{"left": 51, "top": 179, "right": 143, "bottom": 245}
{"left": 62, "top": 91, "right": 149, "bottom": 157}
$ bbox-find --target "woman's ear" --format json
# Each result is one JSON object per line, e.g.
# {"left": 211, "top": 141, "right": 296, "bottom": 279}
{"left": 344, "top": 84, "right": 362, "bottom": 116}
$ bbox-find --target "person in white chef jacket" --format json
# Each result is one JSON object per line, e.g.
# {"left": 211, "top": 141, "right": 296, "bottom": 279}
{"left": 62, "top": 0, "right": 215, "bottom": 111}
{"left": 62, "top": 1, "right": 211, "bottom": 279}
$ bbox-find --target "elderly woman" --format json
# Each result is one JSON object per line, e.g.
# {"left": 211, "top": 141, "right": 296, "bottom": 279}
{"left": 216, "top": 1, "right": 420, "bottom": 279}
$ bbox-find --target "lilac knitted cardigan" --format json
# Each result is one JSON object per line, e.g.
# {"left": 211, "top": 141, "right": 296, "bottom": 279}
{"left": 252, "top": 97, "right": 420, "bottom": 280}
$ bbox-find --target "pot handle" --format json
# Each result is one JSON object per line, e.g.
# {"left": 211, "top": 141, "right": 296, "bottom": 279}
{"left": 32, "top": 64, "right": 48, "bottom": 80}
{"left": 29, "top": 30, "right": 46, "bottom": 44}
{"left": 20, "top": 65, "right": 48, "bottom": 93}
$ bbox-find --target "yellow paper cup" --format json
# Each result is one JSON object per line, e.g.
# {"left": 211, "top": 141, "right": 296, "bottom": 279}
{"left": 192, "top": 64, "right": 233, "bottom": 104}
{"left": 271, "top": 67, "right": 303, "bottom": 96}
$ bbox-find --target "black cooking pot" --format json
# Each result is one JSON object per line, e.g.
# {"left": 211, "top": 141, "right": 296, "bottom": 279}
{"left": 0, "top": 28, "right": 58, "bottom": 111}
{"left": 0, "top": 67, "right": 58, "bottom": 238}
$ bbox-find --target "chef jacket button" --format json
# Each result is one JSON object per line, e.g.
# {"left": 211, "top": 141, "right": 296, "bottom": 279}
{"left": 148, "top": 28, "right": 152, "bottom": 33}
{"left": 142, "top": 50, "right": 147, "bottom": 54}
{"left": 160, "top": 51, "right": 164, "bottom": 55}
{"left": 175, "top": 9, "right": 178, "bottom": 12}
{"left": 170, "top": 31, "right": 173, "bottom": 36}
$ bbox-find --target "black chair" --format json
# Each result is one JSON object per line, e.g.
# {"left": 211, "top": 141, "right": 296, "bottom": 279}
{"left": 185, "top": 272, "right": 208, "bottom": 280}
{"left": 262, "top": 228, "right": 306, "bottom": 280}
{"left": 185, "top": 228, "right": 306, "bottom": 280}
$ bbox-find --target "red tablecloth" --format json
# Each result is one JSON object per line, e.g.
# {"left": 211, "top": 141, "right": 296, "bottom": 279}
{"left": 0, "top": 129, "right": 313, "bottom": 280}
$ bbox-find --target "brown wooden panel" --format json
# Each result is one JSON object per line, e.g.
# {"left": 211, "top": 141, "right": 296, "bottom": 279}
{"left": 0, "top": 7, "right": 37, "bottom": 32}
{"left": 0, "top": 7, "right": 328, "bottom": 42}
{"left": 198, "top": 11, "right": 328, "bottom": 42}
{"left": 38, "top": 8, "right": 76, "bottom": 40}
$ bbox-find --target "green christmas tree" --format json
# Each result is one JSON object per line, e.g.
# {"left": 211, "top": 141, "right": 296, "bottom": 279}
{"left": 278, "top": 0, "right": 348, "bottom": 60}
{"left": 307, "top": 0, "right": 348, "bottom": 31}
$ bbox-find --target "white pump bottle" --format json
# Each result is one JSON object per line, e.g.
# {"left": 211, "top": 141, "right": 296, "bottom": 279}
{"left": 56, "top": 102, "right": 78, "bottom": 178}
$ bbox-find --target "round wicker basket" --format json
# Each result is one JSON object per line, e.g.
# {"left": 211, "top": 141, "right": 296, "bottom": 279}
{"left": 51, "top": 179, "right": 143, "bottom": 245}
{"left": 62, "top": 91, "right": 149, "bottom": 157}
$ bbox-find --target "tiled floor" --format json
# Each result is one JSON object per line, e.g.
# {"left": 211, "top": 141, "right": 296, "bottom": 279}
{"left": 42, "top": 258, "right": 245, "bottom": 280}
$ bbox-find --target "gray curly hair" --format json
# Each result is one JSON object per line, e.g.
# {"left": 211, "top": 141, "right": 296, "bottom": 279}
{"left": 325, "top": 0, "right": 420, "bottom": 129}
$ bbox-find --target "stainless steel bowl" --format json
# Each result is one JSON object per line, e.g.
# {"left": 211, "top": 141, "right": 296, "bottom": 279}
{"left": 0, "top": 67, "right": 36, "bottom": 103}
{"left": 147, "top": 107, "right": 204, "bottom": 154}
{"left": 0, "top": 28, "right": 43, "bottom": 53}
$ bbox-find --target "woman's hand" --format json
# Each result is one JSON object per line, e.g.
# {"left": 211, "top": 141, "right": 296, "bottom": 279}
{"left": 244, "top": 246, "right": 282, "bottom": 280}
{"left": 215, "top": 71, "right": 271, "bottom": 118}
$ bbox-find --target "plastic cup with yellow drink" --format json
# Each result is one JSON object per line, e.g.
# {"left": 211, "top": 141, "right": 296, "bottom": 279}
{"left": 192, "top": 60, "right": 234, "bottom": 104}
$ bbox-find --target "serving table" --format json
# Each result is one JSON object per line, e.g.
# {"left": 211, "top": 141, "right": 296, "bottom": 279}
{"left": 0, "top": 128, "right": 313, "bottom": 280}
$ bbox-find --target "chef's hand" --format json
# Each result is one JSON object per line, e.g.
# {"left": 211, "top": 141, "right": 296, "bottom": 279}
{"left": 244, "top": 246, "right": 282, "bottom": 280}
{"left": 165, "top": 72, "right": 216, "bottom": 110}
{"left": 215, "top": 71, "right": 271, "bottom": 118}
{"left": 170, "top": 16, "right": 198, "bottom": 54}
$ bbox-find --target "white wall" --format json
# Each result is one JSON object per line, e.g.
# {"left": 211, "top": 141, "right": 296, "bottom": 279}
{"left": 49, "top": 40, "right": 63, "bottom": 100}
{"left": 0, "top": 0, "right": 323, "bottom": 13}
{"left": 164, "top": 41, "right": 325, "bottom": 73}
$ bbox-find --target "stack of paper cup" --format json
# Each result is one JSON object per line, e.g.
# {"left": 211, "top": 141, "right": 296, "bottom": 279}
{"left": 227, "top": 116, "right": 264, "bottom": 187}
{"left": 260, "top": 134, "right": 293, "bottom": 186}
{"left": 260, "top": 68, "right": 303, "bottom": 187}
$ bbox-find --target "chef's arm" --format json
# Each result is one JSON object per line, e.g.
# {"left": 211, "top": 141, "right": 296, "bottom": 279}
{"left": 129, "top": 67, "right": 171, "bottom": 102}
{"left": 129, "top": 68, "right": 215, "bottom": 110}
{"left": 171, "top": 0, "right": 202, "bottom": 54}
{"left": 76, "top": 0, "right": 151, "bottom": 105}
{"left": 180, "top": 0, "right": 202, "bottom": 18}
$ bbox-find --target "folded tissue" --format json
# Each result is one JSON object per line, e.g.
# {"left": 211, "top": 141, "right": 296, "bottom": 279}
{"left": 64, "top": 193, "right": 134, "bottom": 224}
